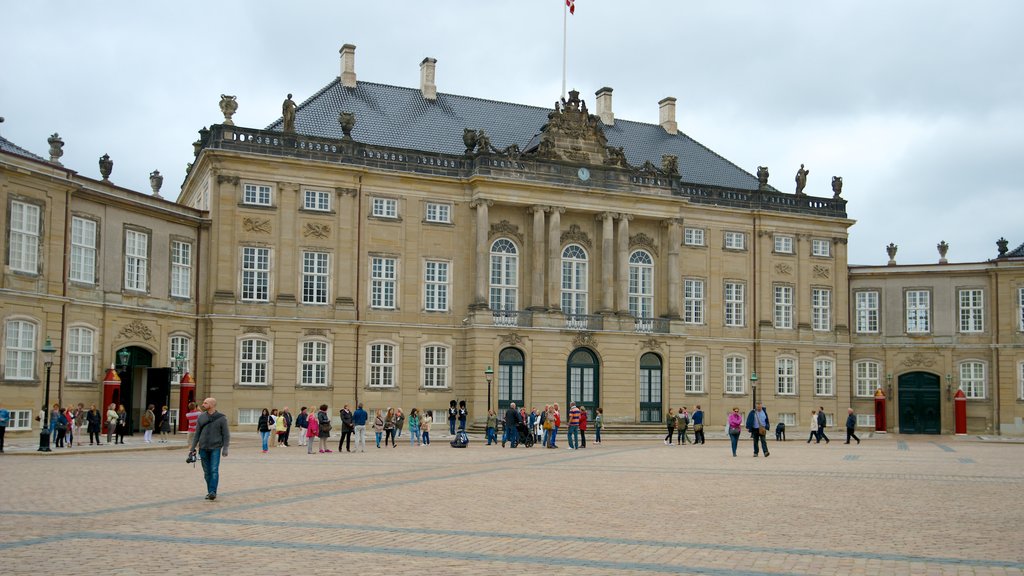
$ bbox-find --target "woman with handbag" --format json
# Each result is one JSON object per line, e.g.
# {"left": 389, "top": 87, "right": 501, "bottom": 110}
{"left": 383, "top": 408, "right": 397, "bottom": 448}
{"left": 257, "top": 408, "right": 271, "bottom": 452}
{"left": 664, "top": 408, "right": 676, "bottom": 445}
{"left": 115, "top": 405, "right": 128, "bottom": 444}
{"left": 727, "top": 407, "right": 743, "bottom": 457}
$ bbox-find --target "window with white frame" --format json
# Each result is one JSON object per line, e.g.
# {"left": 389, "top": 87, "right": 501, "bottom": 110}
{"left": 1018, "top": 288, "right": 1024, "bottom": 332}
{"left": 4, "top": 320, "right": 36, "bottom": 380}
{"left": 372, "top": 197, "right": 398, "bottom": 218}
{"left": 243, "top": 183, "right": 272, "bottom": 206}
{"left": 237, "top": 409, "right": 259, "bottom": 426}
{"left": 123, "top": 229, "right": 149, "bottom": 292}
{"left": 171, "top": 240, "right": 192, "bottom": 298}
{"left": 424, "top": 260, "right": 449, "bottom": 312}
{"left": 683, "top": 227, "right": 704, "bottom": 246}
{"left": 855, "top": 291, "right": 879, "bottom": 333}
{"left": 824, "top": 413, "right": 834, "bottom": 427}
{"left": 812, "top": 239, "right": 831, "bottom": 257}
{"left": 6, "top": 409, "right": 32, "bottom": 431}
{"left": 629, "top": 250, "right": 654, "bottom": 319}
{"left": 774, "top": 235, "right": 793, "bottom": 254}
{"left": 66, "top": 326, "right": 94, "bottom": 382}
{"left": 241, "top": 247, "right": 270, "bottom": 301}
{"left": 239, "top": 338, "right": 268, "bottom": 385}
{"left": 425, "top": 202, "right": 451, "bottom": 223}
{"left": 423, "top": 345, "right": 449, "bottom": 389}
{"left": 958, "top": 289, "right": 984, "bottom": 333}
{"left": 906, "top": 290, "right": 930, "bottom": 333}
{"left": 812, "top": 288, "right": 831, "bottom": 331}
{"left": 814, "top": 358, "right": 834, "bottom": 396}
{"left": 369, "top": 343, "right": 395, "bottom": 388}
{"left": 683, "top": 279, "right": 704, "bottom": 324}
{"left": 684, "top": 354, "right": 705, "bottom": 393}
{"left": 856, "top": 413, "right": 876, "bottom": 427}
{"left": 725, "top": 355, "right": 745, "bottom": 394}
{"left": 774, "top": 285, "right": 793, "bottom": 329}
{"left": 1019, "top": 361, "right": 1024, "bottom": 400}
{"left": 724, "top": 231, "right": 745, "bottom": 250}
{"left": 778, "top": 413, "right": 796, "bottom": 427}
{"left": 170, "top": 335, "right": 191, "bottom": 376}
{"left": 8, "top": 200, "right": 40, "bottom": 273}
{"left": 959, "top": 361, "right": 985, "bottom": 399}
{"left": 489, "top": 239, "right": 519, "bottom": 311}
{"left": 303, "top": 189, "right": 331, "bottom": 212}
{"left": 561, "top": 245, "right": 589, "bottom": 316}
{"left": 724, "top": 282, "right": 745, "bottom": 327}
{"left": 370, "top": 256, "right": 397, "bottom": 309}
{"left": 854, "top": 360, "right": 880, "bottom": 397}
{"left": 776, "top": 357, "right": 796, "bottom": 395}
{"left": 300, "top": 341, "right": 328, "bottom": 386}
{"left": 70, "top": 216, "right": 97, "bottom": 283}
{"left": 302, "top": 251, "right": 329, "bottom": 304}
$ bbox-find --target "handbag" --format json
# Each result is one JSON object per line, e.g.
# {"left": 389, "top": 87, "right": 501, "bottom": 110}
{"left": 729, "top": 425, "right": 741, "bottom": 435}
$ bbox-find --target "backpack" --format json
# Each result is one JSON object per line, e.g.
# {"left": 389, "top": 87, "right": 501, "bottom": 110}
{"left": 450, "top": 430, "right": 469, "bottom": 448}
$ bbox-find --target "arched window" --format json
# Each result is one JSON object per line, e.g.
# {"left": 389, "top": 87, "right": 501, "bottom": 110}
{"left": 239, "top": 338, "right": 269, "bottom": 386}
{"left": 561, "top": 244, "right": 588, "bottom": 316}
{"left": 628, "top": 250, "right": 654, "bottom": 321}
{"left": 854, "top": 360, "right": 880, "bottom": 397}
{"left": 300, "top": 340, "right": 329, "bottom": 387}
{"left": 498, "top": 347, "right": 525, "bottom": 410}
{"left": 67, "top": 326, "right": 95, "bottom": 382}
{"left": 639, "top": 352, "right": 662, "bottom": 422}
{"left": 567, "top": 348, "right": 599, "bottom": 417}
{"left": 489, "top": 239, "right": 518, "bottom": 311}
{"left": 4, "top": 319, "right": 37, "bottom": 380}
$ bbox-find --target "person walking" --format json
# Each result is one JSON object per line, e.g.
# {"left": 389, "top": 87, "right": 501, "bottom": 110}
{"left": 0, "top": 401, "right": 9, "bottom": 452}
{"left": 541, "top": 405, "right": 552, "bottom": 448}
{"left": 185, "top": 402, "right": 201, "bottom": 448}
{"left": 316, "top": 404, "right": 332, "bottom": 453}
{"left": 280, "top": 407, "right": 293, "bottom": 447}
{"left": 53, "top": 408, "right": 68, "bottom": 448}
{"left": 594, "top": 407, "right": 603, "bottom": 445}
{"left": 275, "top": 408, "right": 289, "bottom": 447}
{"left": 353, "top": 403, "right": 368, "bottom": 452}
{"left": 105, "top": 403, "right": 118, "bottom": 444}
{"left": 74, "top": 403, "right": 86, "bottom": 446}
{"left": 807, "top": 410, "right": 819, "bottom": 443}
{"left": 550, "top": 404, "right": 561, "bottom": 448}
{"left": 664, "top": 408, "right": 676, "bottom": 445}
{"left": 305, "top": 410, "right": 319, "bottom": 454}
{"left": 486, "top": 409, "right": 498, "bottom": 446}
{"left": 420, "top": 409, "right": 432, "bottom": 446}
{"left": 373, "top": 409, "right": 384, "bottom": 448}
{"left": 566, "top": 402, "right": 581, "bottom": 450}
{"left": 383, "top": 408, "right": 397, "bottom": 447}
{"left": 268, "top": 409, "right": 279, "bottom": 448}
{"left": 817, "top": 407, "right": 830, "bottom": 444}
{"left": 503, "top": 403, "right": 520, "bottom": 448}
{"left": 257, "top": 408, "right": 271, "bottom": 453}
{"left": 339, "top": 404, "right": 354, "bottom": 452}
{"left": 395, "top": 408, "right": 405, "bottom": 439}
{"left": 86, "top": 404, "right": 101, "bottom": 446}
{"left": 745, "top": 402, "right": 770, "bottom": 457}
{"left": 727, "top": 407, "right": 743, "bottom": 456}
{"left": 844, "top": 408, "right": 861, "bottom": 444}
{"left": 142, "top": 404, "right": 156, "bottom": 443}
{"left": 188, "top": 397, "right": 230, "bottom": 501}
{"left": 692, "top": 405, "right": 705, "bottom": 445}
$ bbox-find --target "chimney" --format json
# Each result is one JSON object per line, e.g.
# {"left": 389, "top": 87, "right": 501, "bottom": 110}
{"left": 595, "top": 87, "right": 614, "bottom": 125}
{"left": 420, "top": 57, "right": 437, "bottom": 101}
{"left": 339, "top": 44, "right": 357, "bottom": 88}
{"left": 659, "top": 97, "right": 677, "bottom": 134}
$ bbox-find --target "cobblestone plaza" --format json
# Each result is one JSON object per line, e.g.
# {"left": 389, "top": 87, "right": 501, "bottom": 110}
{"left": 1, "top": 434, "right": 1022, "bottom": 575}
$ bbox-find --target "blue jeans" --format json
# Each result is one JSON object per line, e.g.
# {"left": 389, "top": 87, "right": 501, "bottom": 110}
{"left": 409, "top": 426, "right": 421, "bottom": 445}
{"left": 486, "top": 427, "right": 496, "bottom": 445}
{"left": 260, "top": 431, "right": 270, "bottom": 451}
{"left": 506, "top": 424, "right": 519, "bottom": 446}
{"left": 729, "top": 432, "right": 740, "bottom": 455}
{"left": 550, "top": 426, "right": 559, "bottom": 447}
{"left": 752, "top": 432, "right": 769, "bottom": 455}
{"left": 568, "top": 425, "right": 579, "bottom": 449}
{"left": 375, "top": 431, "right": 382, "bottom": 447}
{"left": 595, "top": 427, "right": 601, "bottom": 443}
{"left": 199, "top": 448, "right": 221, "bottom": 495}
{"left": 449, "top": 420, "right": 455, "bottom": 435}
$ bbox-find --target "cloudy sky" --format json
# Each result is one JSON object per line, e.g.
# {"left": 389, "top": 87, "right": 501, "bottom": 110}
{"left": 2, "top": 0, "right": 1021, "bottom": 265}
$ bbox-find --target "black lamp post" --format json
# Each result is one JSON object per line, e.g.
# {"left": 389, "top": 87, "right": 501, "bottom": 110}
{"left": 37, "top": 337, "right": 56, "bottom": 452}
{"left": 117, "top": 347, "right": 130, "bottom": 370}
{"left": 485, "top": 365, "right": 494, "bottom": 412}
{"left": 750, "top": 371, "right": 758, "bottom": 410}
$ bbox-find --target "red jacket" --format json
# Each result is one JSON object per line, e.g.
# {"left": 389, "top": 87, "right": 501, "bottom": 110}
{"left": 579, "top": 409, "right": 588, "bottom": 431}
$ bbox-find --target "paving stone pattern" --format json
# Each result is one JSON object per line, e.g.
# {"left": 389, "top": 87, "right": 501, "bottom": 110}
{"left": 1, "top": 434, "right": 1022, "bottom": 575}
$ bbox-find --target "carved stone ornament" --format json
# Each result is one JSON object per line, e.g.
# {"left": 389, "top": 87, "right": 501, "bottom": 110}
{"left": 560, "top": 224, "right": 592, "bottom": 249}
{"left": 304, "top": 328, "right": 328, "bottom": 337}
{"left": 501, "top": 332, "right": 524, "bottom": 345}
{"left": 757, "top": 166, "right": 770, "bottom": 189}
{"left": 996, "top": 237, "right": 1008, "bottom": 257}
{"left": 775, "top": 263, "right": 792, "bottom": 275}
{"left": 812, "top": 265, "right": 831, "bottom": 279}
{"left": 902, "top": 352, "right": 936, "bottom": 368}
{"left": 462, "top": 128, "right": 478, "bottom": 154}
{"left": 527, "top": 89, "right": 616, "bottom": 167}
{"left": 242, "top": 326, "right": 269, "bottom": 335}
{"left": 219, "top": 94, "right": 238, "bottom": 125}
{"left": 47, "top": 133, "right": 64, "bottom": 163}
{"left": 98, "top": 153, "right": 113, "bottom": 181}
{"left": 217, "top": 174, "right": 240, "bottom": 186}
{"left": 831, "top": 176, "right": 843, "bottom": 198}
{"left": 243, "top": 218, "right": 272, "bottom": 234}
{"left": 640, "top": 338, "right": 663, "bottom": 351}
{"left": 117, "top": 320, "right": 154, "bottom": 341}
{"left": 886, "top": 242, "right": 898, "bottom": 265}
{"left": 572, "top": 331, "right": 597, "bottom": 349}
{"left": 489, "top": 220, "right": 524, "bottom": 245}
{"left": 303, "top": 223, "right": 331, "bottom": 239}
{"left": 937, "top": 240, "right": 949, "bottom": 263}
{"left": 629, "top": 232, "right": 658, "bottom": 257}
{"left": 339, "top": 112, "right": 355, "bottom": 139}
{"left": 795, "top": 164, "right": 809, "bottom": 195}
{"left": 661, "top": 154, "right": 679, "bottom": 176}
{"left": 149, "top": 170, "right": 163, "bottom": 197}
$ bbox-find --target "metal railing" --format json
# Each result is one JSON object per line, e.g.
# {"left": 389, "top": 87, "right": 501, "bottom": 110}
{"left": 634, "top": 317, "right": 670, "bottom": 334}
{"left": 492, "top": 309, "right": 533, "bottom": 328}
{"left": 564, "top": 313, "right": 604, "bottom": 331}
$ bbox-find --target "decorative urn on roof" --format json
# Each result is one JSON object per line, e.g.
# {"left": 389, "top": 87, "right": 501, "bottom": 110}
{"left": 47, "top": 133, "right": 64, "bottom": 164}
{"left": 98, "top": 154, "right": 113, "bottom": 181}
{"left": 149, "top": 170, "right": 163, "bottom": 198}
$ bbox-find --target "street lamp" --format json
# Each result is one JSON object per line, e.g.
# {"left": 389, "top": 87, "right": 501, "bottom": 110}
{"left": 749, "top": 372, "right": 758, "bottom": 410}
{"left": 485, "top": 365, "right": 494, "bottom": 412}
{"left": 172, "top": 351, "right": 186, "bottom": 380}
{"left": 37, "top": 337, "right": 56, "bottom": 452}
{"left": 117, "top": 347, "right": 130, "bottom": 369}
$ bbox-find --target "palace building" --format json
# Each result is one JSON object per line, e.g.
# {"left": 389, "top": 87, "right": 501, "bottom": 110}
{"left": 3, "top": 45, "right": 1023, "bottom": 437}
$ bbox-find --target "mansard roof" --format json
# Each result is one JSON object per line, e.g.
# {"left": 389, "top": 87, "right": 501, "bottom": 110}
{"left": 265, "top": 79, "right": 764, "bottom": 192}
{"left": 0, "top": 135, "right": 47, "bottom": 162}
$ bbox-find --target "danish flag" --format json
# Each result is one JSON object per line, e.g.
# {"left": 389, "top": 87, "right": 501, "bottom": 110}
{"left": 566, "top": 0, "right": 575, "bottom": 14}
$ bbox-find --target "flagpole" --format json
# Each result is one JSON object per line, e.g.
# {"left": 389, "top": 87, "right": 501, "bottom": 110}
{"left": 562, "top": 2, "right": 567, "bottom": 99}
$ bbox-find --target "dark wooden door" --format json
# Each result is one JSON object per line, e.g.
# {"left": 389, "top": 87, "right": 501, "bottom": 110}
{"left": 898, "top": 372, "right": 941, "bottom": 434}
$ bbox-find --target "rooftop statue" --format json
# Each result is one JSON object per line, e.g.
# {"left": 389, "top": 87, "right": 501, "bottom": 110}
{"left": 795, "top": 164, "right": 809, "bottom": 195}
{"left": 831, "top": 176, "right": 843, "bottom": 198}
{"left": 757, "top": 166, "right": 769, "bottom": 189}
{"left": 282, "top": 93, "right": 296, "bottom": 133}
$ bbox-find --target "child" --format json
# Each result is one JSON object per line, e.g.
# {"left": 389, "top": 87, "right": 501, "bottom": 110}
{"left": 305, "top": 410, "right": 319, "bottom": 454}
{"left": 594, "top": 407, "right": 603, "bottom": 445}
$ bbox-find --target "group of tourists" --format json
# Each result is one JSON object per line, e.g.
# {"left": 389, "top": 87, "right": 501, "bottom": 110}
{"left": 43, "top": 403, "right": 106, "bottom": 447}
{"left": 723, "top": 403, "right": 862, "bottom": 457}
{"left": 485, "top": 402, "right": 605, "bottom": 449}
{"left": 662, "top": 404, "right": 707, "bottom": 446}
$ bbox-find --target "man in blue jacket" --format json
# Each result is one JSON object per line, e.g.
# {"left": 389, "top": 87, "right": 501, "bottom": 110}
{"left": 353, "top": 403, "right": 369, "bottom": 452}
{"left": 745, "top": 402, "right": 770, "bottom": 457}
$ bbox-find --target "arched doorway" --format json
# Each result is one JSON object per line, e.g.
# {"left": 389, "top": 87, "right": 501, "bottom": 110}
{"left": 898, "top": 371, "right": 941, "bottom": 434}
{"left": 567, "top": 348, "right": 599, "bottom": 418}
{"left": 639, "top": 352, "right": 663, "bottom": 422}
{"left": 115, "top": 346, "right": 153, "bottom": 434}
{"left": 498, "top": 347, "right": 524, "bottom": 411}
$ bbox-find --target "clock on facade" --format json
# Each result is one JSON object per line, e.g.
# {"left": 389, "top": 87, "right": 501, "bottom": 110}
{"left": 577, "top": 167, "right": 590, "bottom": 181}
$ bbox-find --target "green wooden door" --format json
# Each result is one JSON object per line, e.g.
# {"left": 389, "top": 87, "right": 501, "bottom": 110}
{"left": 898, "top": 372, "right": 941, "bottom": 434}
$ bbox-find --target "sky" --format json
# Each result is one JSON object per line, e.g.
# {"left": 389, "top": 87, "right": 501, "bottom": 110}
{"left": 2, "top": 0, "right": 1021, "bottom": 265}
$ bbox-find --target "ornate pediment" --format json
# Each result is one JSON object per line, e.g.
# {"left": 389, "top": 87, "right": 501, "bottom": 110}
{"left": 525, "top": 90, "right": 620, "bottom": 167}
{"left": 489, "top": 220, "right": 524, "bottom": 245}
{"left": 902, "top": 352, "right": 936, "bottom": 368}
{"left": 500, "top": 332, "right": 523, "bottom": 345}
{"left": 117, "top": 320, "right": 154, "bottom": 341}
{"left": 572, "top": 331, "right": 597, "bottom": 348}
{"left": 629, "top": 232, "right": 659, "bottom": 257}
{"left": 560, "top": 224, "right": 592, "bottom": 249}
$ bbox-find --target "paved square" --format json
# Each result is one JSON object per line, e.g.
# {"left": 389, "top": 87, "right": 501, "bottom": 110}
{"left": 1, "top": 433, "right": 1022, "bottom": 575}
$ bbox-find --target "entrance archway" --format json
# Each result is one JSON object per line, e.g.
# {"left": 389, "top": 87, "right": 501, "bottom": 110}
{"left": 498, "top": 347, "right": 524, "bottom": 411}
{"left": 567, "top": 348, "right": 599, "bottom": 418}
{"left": 898, "top": 371, "right": 941, "bottom": 434}
{"left": 115, "top": 346, "right": 153, "bottom": 434}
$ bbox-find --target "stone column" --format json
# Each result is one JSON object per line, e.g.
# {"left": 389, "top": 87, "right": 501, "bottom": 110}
{"left": 616, "top": 214, "right": 632, "bottom": 315}
{"left": 598, "top": 212, "right": 616, "bottom": 313}
{"left": 213, "top": 174, "right": 240, "bottom": 298}
{"left": 664, "top": 218, "right": 682, "bottom": 319}
{"left": 547, "top": 206, "right": 564, "bottom": 311}
{"left": 471, "top": 199, "right": 492, "bottom": 309}
{"left": 528, "top": 205, "right": 547, "bottom": 310}
{"left": 277, "top": 182, "right": 300, "bottom": 303}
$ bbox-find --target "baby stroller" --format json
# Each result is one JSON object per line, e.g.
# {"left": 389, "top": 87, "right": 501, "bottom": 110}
{"left": 515, "top": 419, "right": 534, "bottom": 448}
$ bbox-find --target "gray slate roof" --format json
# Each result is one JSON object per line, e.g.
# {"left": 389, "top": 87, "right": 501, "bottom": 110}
{"left": 267, "top": 80, "right": 762, "bottom": 191}
{"left": 0, "top": 135, "right": 47, "bottom": 163}
{"left": 1002, "top": 242, "right": 1024, "bottom": 259}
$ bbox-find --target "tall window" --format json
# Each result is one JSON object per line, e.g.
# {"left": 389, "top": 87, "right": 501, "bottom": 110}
{"left": 241, "top": 247, "right": 270, "bottom": 301}
{"left": 855, "top": 291, "right": 879, "bottom": 333}
{"left": 170, "top": 335, "right": 191, "bottom": 376}
{"left": 906, "top": 290, "right": 930, "bottom": 333}
{"left": 70, "top": 216, "right": 97, "bottom": 283}
{"left": 774, "top": 235, "right": 793, "bottom": 254}
{"left": 303, "top": 189, "right": 331, "bottom": 211}
{"left": 171, "top": 240, "right": 192, "bottom": 298}
{"left": 855, "top": 361, "right": 880, "bottom": 397}
{"left": 683, "top": 279, "right": 704, "bottom": 324}
{"left": 814, "top": 358, "right": 834, "bottom": 396}
{"left": 302, "top": 251, "right": 329, "bottom": 304}
{"left": 724, "top": 231, "right": 745, "bottom": 250}
{"left": 300, "top": 341, "right": 328, "bottom": 386}
{"left": 489, "top": 239, "right": 518, "bottom": 311}
{"left": 425, "top": 202, "right": 451, "bottom": 223}
{"left": 1019, "top": 288, "right": 1024, "bottom": 332}
{"left": 958, "top": 289, "right": 984, "bottom": 333}
{"left": 424, "top": 260, "right": 449, "bottom": 311}
{"left": 123, "top": 230, "right": 149, "bottom": 291}
{"left": 9, "top": 200, "right": 40, "bottom": 273}
{"left": 239, "top": 339, "right": 268, "bottom": 385}
{"left": 243, "top": 183, "right": 272, "bottom": 206}
{"left": 4, "top": 320, "right": 36, "bottom": 380}
{"left": 812, "top": 288, "right": 831, "bottom": 331}
{"left": 370, "top": 256, "right": 397, "bottom": 309}
{"left": 959, "top": 361, "right": 985, "bottom": 399}
{"left": 776, "top": 357, "right": 796, "bottom": 395}
{"left": 812, "top": 239, "right": 831, "bottom": 257}
{"left": 423, "top": 345, "right": 449, "bottom": 388}
{"left": 561, "top": 245, "right": 588, "bottom": 316}
{"left": 372, "top": 197, "right": 398, "bottom": 218}
{"left": 724, "top": 282, "right": 745, "bottom": 327}
{"left": 628, "top": 250, "right": 654, "bottom": 319}
{"left": 684, "top": 354, "right": 705, "bottom": 393}
{"left": 66, "top": 327, "right": 94, "bottom": 382}
{"left": 725, "top": 355, "right": 745, "bottom": 394}
{"left": 683, "top": 228, "right": 704, "bottom": 246}
{"left": 1019, "top": 361, "right": 1024, "bottom": 400}
{"left": 774, "top": 285, "right": 793, "bottom": 329}
{"left": 369, "top": 343, "right": 395, "bottom": 387}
